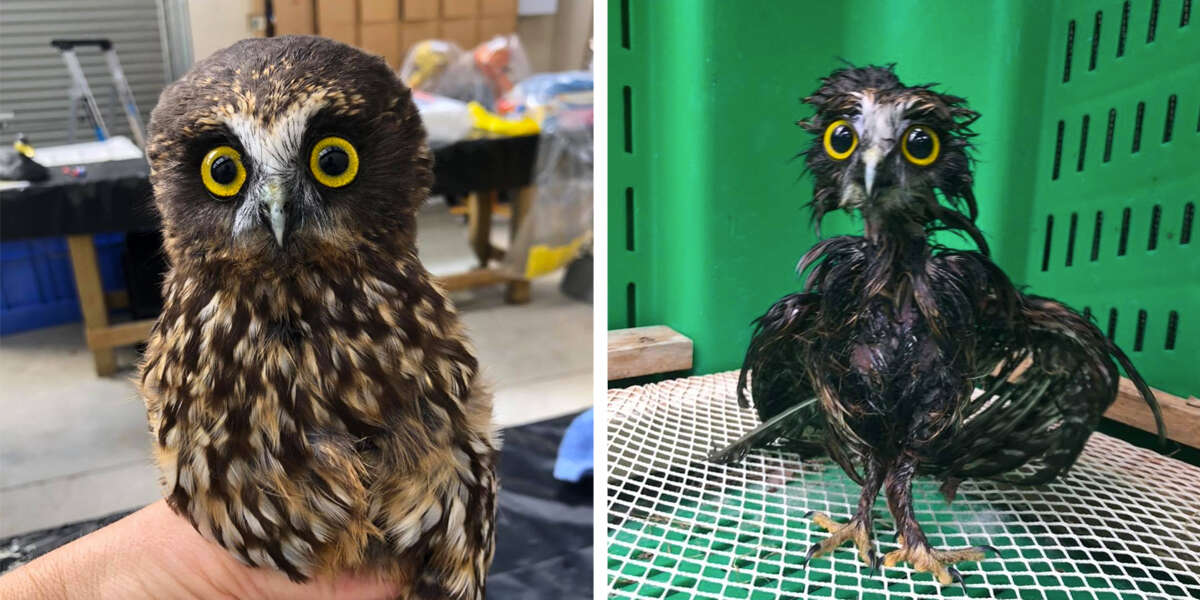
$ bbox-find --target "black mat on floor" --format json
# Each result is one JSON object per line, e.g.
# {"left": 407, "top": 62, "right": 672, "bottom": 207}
{"left": 1, "top": 412, "right": 593, "bottom": 599}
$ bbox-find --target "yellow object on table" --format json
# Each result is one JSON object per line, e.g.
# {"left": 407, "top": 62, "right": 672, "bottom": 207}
{"left": 468, "top": 101, "right": 539, "bottom": 136}
{"left": 523, "top": 233, "right": 587, "bottom": 279}
{"left": 13, "top": 137, "right": 35, "bottom": 158}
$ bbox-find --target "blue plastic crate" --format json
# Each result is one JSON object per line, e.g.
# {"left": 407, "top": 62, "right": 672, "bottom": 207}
{"left": 0, "top": 233, "right": 127, "bottom": 336}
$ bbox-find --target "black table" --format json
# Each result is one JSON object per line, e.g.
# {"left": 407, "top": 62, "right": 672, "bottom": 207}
{"left": 0, "top": 158, "right": 155, "bottom": 241}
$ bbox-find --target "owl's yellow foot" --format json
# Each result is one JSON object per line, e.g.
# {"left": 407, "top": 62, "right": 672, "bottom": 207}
{"left": 801, "top": 511, "right": 880, "bottom": 571}
{"left": 882, "top": 534, "right": 997, "bottom": 586}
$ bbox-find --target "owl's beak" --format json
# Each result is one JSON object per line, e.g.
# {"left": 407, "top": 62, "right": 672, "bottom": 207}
{"left": 861, "top": 146, "right": 883, "bottom": 199}
{"left": 260, "top": 180, "right": 289, "bottom": 247}
{"left": 858, "top": 144, "right": 898, "bottom": 204}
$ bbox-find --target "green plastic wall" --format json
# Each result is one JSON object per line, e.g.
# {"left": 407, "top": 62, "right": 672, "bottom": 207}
{"left": 608, "top": 0, "right": 1199, "bottom": 397}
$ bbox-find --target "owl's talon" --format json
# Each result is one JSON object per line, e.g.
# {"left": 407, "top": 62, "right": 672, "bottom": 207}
{"left": 801, "top": 511, "right": 877, "bottom": 569}
{"left": 949, "top": 566, "right": 965, "bottom": 591}
{"left": 706, "top": 444, "right": 748, "bottom": 465}
{"left": 880, "top": 537, "right": 989, "bottom": 586}
{"left": 800, "top": 542, "right": 821, "bottom": 569}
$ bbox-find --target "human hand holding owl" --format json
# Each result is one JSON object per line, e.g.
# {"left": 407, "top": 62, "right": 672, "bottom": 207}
{"left": 0, "top": 500, "right": 404, "bottom": 600}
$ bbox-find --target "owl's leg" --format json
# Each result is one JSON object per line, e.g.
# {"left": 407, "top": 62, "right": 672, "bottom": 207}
{"left": 801, "top": 457, "right": 885, "bottom": 571}
{"left": 882, "top": 455, "right": 997, "bottom": 587}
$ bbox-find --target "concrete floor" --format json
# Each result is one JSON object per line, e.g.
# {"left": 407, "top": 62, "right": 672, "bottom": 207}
{"left": 0, "top": 201, "right": 593, "bottom": 538}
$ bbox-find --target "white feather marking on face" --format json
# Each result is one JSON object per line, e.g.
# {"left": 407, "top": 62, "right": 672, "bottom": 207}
{"left": 860, "top": 93, "right": 907, "bottom": 139}
{"left": 842, "top": 93, "right": 911, "bottom": 208}
{"left": 853, "top": 93, "right": 905, "bottom": 166}
{"left": 226, "top": 95, "right": 327, "bottom": 239}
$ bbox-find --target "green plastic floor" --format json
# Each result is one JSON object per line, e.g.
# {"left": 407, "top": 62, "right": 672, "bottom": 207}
{"left": 607, "top": 373, "right": 1200, "bottom": 599}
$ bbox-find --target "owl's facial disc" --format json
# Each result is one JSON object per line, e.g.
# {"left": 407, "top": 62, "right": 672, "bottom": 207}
{"left": 801, "top": 65, "right": 981, "bottom": 238}
{"left": 225, "top": 102, "right": 328, "bottom": 249}
{"left": 148, "top": 36, "right": 434, "bottom": 273}
{"left": 841, "top": 96, "right": 904, "bottom": 211}
{"left": 233, "top": 171, "right": 299, "bottom": 248}
{"left": 823, "top": 94, "right": 941, "bottom": 215}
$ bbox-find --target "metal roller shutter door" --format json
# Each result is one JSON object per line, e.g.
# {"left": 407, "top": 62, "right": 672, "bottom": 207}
{"left": 0, "top": 0, "right": 170, "bottom": 147}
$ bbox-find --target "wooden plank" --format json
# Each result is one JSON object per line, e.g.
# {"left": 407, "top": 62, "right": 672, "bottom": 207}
{"left": 467, "top": 191, "right": 494, "bottom": 268}
{"left": 509, "top": 186, "right": 534, "bottom": 244}
{"left": 66, "top": 234, "right": 117, "bottom": 376}
{"left": 1105, "top": 378, "right": 1200, "bottom": 449}
{"left": 84, "top": 319, "right": 156, "bottom": 350}
{"left": 504, "top": 279, "right": 532, "bottom": 304}
{"left": 608, "top": 326, "right": 694, "bottom": 380}
{"left": 504, "top": 185, "right": 535, "bottom": 305}
{"left": 436, "top": 268, "right": 514, "bottom": 293}
{"left": 104, "top": 290, "right": 129, "bottom": 309}
{"left": 449, "top": 201, "right": 511, "bottom": 218}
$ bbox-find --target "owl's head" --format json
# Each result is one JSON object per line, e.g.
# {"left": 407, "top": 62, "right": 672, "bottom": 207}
{"left": 800, "top": 65, "right": 981, "bottom": 245}
{"left": 146, "top": 36, "right": 431, "bottom": 276}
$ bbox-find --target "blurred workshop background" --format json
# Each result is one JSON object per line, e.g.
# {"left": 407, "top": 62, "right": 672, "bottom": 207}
{"left": 0, "top": 1, "right": 594, "bottom": 590}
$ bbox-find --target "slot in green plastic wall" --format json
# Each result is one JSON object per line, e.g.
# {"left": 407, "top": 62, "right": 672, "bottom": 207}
{"left": 608, "top": 0, "right": 1199, "bottom": 397}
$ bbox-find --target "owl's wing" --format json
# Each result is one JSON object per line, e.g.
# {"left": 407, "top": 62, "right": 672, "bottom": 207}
{"left": 708, "top": 292, "right": 826, "bottom": 465}
{"left": 376, "top": 383, "right": 498, "bottom": 600}
{"left": 926, "top": 269, "right": 1165, "bottom": 485}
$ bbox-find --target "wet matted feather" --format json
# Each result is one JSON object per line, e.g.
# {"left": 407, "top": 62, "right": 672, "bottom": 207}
{"left": 710, "top": 65, "right": 1165, "bottom": 588}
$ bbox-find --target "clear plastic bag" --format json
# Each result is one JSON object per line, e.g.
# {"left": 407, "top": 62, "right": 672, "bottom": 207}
{"left": 471, "top": 35, "right": 532, "bottom": 109}
{"left": 426, "top": 34, "right": 532, "bottom": 111}
{"left": 399, "top": 40, "right": 463, "bottom": 93}
{"left": 498, "top": 71, "right": 593, "bottom": 122}
{"left": 412, "top": 91, "right": 472, "bottom": 144}
{"left": 504, "top": 73, "right": 594, "bottom": 280}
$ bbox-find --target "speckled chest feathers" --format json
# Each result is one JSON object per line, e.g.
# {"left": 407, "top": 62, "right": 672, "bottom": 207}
{"left": 138, "top": 36, "right": 497, "bottom": 598}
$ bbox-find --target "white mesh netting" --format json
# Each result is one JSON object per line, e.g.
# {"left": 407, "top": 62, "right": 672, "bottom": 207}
{"left": 606, "top": 371, "right": 1200, "bottom": 599}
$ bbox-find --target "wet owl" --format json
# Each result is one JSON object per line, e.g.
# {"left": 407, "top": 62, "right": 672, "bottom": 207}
{"left": 138, "top": 35, "right": 498, "bottom": 598}
{"left": 710, "top": 65, "right": 1162, "bottom": 588}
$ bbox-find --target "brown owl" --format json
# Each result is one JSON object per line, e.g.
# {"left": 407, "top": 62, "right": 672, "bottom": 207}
{"left": 138, "top": 35, "right": 498, "bottom": 599}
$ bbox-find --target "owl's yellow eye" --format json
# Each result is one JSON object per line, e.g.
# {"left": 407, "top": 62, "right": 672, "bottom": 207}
{"left": 901, "top": 125, "right": 940, "bottom": 166}
{"left": 200, "top": 146, "right": 246, "bottom": 197}
{"left": 309, "top": 137, "right": 359, "bottom": 188}
{"left": 823, "top": 119, "right": 858, "bottom": 160}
